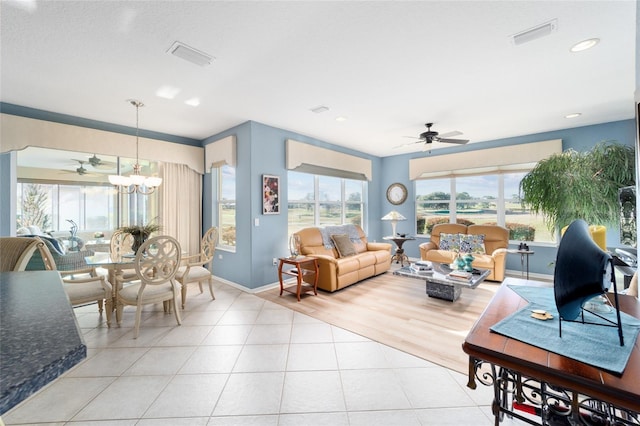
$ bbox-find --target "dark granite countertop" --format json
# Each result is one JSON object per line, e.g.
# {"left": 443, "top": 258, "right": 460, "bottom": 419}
{"left": 0, "top": 271, "right": 87, "bottom": 414}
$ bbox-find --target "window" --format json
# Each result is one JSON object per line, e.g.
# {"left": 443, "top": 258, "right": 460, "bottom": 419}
{"left": 287, "top": 171, "right": 365, "bottom": 235}
{"left": 17, "top": 182, "right": 117, "bottom": 235}
{"left": 416, "top": 172, "right": 550, "bottom": 243}
{"left": 16, "top": 147, "right": 158, "bottom": 240}
{"left": 216, "top": 165, "right": 236, "bottom": 250}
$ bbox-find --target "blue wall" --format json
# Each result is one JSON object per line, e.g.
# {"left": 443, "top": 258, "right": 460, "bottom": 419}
{"left": 202, "top": 121, "right": 383, "bottom": 289}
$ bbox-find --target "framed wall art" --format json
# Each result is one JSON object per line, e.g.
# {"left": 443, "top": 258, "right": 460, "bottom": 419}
{"left": 263, "top": 174, "right": 279, "bottom": 214}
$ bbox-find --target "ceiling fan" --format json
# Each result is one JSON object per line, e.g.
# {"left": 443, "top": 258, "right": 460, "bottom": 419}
{"left": 396, "top": 123, "right": 469, "bottom": 149}
{"left": 71, "top": 154, "right": 115, "bottom": 170}
{"left": 60, "top": 160, "right": 98, "bottom": 176}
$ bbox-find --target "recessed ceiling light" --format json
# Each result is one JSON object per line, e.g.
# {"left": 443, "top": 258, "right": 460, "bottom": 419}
{"left": 335, "top": 116, "right": 347, "bottom": 122}
{"left": 185, "top": 98, "right": 200, "bottom": 107}
{"left": 310, "top": 105, "right": 329, "bottom": 114}
{"left": 570, "top": 38, "right": 599, "bottom": 52}
{"left": 155, "top": 85, "right": 181, "bottom": 100}
{"left": 565, "top": 113, "right": 582, "bottom": 119}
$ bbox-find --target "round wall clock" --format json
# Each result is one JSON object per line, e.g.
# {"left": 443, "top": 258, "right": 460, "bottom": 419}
{"left": 386, "top": 182, "right": 408, "bottom": 205}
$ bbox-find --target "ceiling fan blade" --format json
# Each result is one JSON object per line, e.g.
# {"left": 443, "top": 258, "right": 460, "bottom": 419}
{"left": 436, "top": 137, "right": 469, "bottom": 145}
{"left": 438, "top": 130, "right": 463, "bottom": 138}
{"left": 393, "top": 140, "right": 424, "bottom": 149}
{"left": 92, "top": 162, "right": 115, "bottom": 170}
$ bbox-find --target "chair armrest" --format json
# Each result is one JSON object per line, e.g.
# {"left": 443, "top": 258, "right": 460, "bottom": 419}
{"left": 419, "top": 242, "right": 438, "bottom": 251}
{"left": 306, "top": 254, "right": 338, "bottom": 265}
{"left": 60, "top": 266, "right": 97, "bottom": 277}
{"left": 490, "top": 247, "right": 508, "bottom": 259}
{"left": 62, "top": 274, "right": 112, "bottom": 291}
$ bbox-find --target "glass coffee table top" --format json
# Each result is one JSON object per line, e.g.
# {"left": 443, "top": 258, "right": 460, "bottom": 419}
{"left": 394, "top": 261, "right": 490, "bottom": 290}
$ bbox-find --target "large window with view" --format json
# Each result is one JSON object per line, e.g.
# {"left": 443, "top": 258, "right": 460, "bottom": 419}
{"left": 216, "top": 165, "right": 236, "bottom": 250}
{"left": 287, "top": 171, "right": 365, "bottom": 236}
{"left": 16, "top": 146, "right": 159, "bottom": 245}
{"left": 416, "top": 172, "right": 551, "bottom": 243}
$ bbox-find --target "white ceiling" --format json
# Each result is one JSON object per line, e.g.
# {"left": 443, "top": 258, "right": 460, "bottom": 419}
{"left": 1, "top": 0, "right": 637, "bottom": 159}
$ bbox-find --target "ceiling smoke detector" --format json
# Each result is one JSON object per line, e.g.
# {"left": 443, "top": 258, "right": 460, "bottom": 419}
{"left": 167, "top": 41, "right": 213, "bottom": 67}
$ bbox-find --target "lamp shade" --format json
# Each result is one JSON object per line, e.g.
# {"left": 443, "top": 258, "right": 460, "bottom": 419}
{"left": 381, "top": 211, "right": 407, "bottom": 221}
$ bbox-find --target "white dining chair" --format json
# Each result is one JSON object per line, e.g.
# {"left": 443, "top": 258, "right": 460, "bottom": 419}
{"left": 175, "top": 227, "right": 217, "bottom": 309}
{"left": 115, "top": 235, "right": 182, "bottom": 338}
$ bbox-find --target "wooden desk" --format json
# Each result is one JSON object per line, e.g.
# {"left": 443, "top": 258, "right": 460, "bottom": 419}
{"left": 278, "top": 256, "right": 319, "bottom": 302}
{"left": 463, "top": 278, "right": 640, "bottom": 425}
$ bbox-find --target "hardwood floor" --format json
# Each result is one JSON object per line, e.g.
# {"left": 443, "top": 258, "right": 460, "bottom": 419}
{"left": 257, "top": 265, "right": 505, "bottom": 374}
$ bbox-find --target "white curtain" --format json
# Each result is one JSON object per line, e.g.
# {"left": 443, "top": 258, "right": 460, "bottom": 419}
{"left": 158, "top": 162, "right": 202, "bottom": 255}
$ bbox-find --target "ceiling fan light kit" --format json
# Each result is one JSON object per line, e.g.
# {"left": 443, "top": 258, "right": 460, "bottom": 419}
{"left": 108, "top": 100, "right": 162, "bottom": 195}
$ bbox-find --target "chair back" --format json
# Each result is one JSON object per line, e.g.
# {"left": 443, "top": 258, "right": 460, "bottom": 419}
{"left": 135, "top": 235, "right": 182, "bottom": 286}
{"left": 110, "top": 230, "right": 134, "bottom": 258}
{"left": 201, "top": 227, "right": 218, "bottom": 264}
{"left": 0, "top": 237, "right": 53, "bottom": 271}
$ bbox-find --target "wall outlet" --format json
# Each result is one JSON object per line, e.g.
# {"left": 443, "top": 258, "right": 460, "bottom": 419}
{"left": 272, "top": 258, "right": 278, "bottom": 266}
{"left": 218, "top": 254, "right": 223, "bottom": 259}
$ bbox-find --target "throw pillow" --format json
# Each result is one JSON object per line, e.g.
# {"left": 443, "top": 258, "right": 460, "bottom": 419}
{"left": 331, "top": 234, "right": 357, "bottom": 258}
{"left": 439, "top": 233, "right": 460, "bottom": 252}
{"left": 460, "top": 234, "right": 486, "bottom": 254}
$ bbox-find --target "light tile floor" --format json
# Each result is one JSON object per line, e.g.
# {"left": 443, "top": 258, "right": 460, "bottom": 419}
{"left": 2, "top": 281, "right": 521, "bottom": 425}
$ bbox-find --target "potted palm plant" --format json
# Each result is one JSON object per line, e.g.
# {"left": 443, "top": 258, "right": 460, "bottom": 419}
{"left": 118, "top": 219, "right": 161, "bottom": 254}
{"left": 519, "top": 141, "right": 635, "bottom": 236}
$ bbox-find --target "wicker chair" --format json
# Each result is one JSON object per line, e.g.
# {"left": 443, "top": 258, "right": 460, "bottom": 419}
{"left": 175, "top": 227, "right": 217, "bottom": 309}
{"left": 0, "top": 237, "right": 52, "bottom": 271}
{"left": 21, "top": 236, "right": 113, "bottom": 326}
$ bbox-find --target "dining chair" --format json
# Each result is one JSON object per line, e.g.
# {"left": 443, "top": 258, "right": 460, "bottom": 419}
{"left": 0, "top": 236, "right": 51, "bottom": 271}
{"left": 115, "top": 235, "right": 182, "bottom": 338}
{"left": 175, "top": 227, "right": 217, "bottom": 309}
{"left": 14, "top": 236, "right": 113, "bottom": 325}
{"left": 109, "top": 229, "right": 138, "bottom": 285}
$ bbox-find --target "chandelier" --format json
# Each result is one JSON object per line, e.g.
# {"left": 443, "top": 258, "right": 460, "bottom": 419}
{"left": 108, "top": 100, "right": 162, "bottom": 195}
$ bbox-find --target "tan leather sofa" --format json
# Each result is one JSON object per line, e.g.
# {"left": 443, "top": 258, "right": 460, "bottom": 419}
{"left": 418, "top": 223, "right": 509, "bottom": 282}
{"left": 296, "top": 225, "right": 392, "bottom": 292}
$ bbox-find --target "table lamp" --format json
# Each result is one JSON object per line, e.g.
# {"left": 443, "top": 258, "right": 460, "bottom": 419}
{"left": 382, "top": 211, "right": 406, "bottom": 236}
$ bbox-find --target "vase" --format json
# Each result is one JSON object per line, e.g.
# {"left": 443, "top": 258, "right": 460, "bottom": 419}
{"left": 289, "top": 234, "right": 301, "bottom": 258}
{"left": 131, "top": 232, "right": 148, "bottom": 254}
{"left": 455, "top": 254, "right": 466, "bottom": 271}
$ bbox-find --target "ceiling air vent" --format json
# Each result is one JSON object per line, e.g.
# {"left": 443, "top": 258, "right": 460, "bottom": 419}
{"left": 167, "top": 41, "right": 213, "bottom": 67}
{"left": 511, "top": 19, "right": 558, "bottom": 46}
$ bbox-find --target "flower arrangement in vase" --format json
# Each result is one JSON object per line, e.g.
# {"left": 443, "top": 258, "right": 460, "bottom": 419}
{"left": 118, "top": 219, "right": 161, "bottom": 254}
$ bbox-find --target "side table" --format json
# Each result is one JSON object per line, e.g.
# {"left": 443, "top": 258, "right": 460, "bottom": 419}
{"left": 383, "top": 236, "right": 415, "bottom": 266}
{"left": 278, "top": 256, "right": 319, "bottom": 302}
{"left": 507, "top": 249, "right": 534, "bottom": 279}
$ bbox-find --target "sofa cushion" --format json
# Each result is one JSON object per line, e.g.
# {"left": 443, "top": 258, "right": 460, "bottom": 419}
{"left": 439, "top": 233, "right": 460, "bottom": 251}
{"left": 460, "top": 234, "right": 485, "bottom": 254}
{"left": 331, "top": 234, "right": 357, "bottom": 258}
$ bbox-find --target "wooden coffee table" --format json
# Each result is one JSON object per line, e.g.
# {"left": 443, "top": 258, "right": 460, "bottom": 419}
{"left": 393, "top": 261, "right": 490, "bottom": 301}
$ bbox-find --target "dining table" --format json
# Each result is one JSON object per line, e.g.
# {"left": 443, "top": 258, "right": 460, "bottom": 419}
{"left": 84, "top": 251, "right": 137, "bottom": 326}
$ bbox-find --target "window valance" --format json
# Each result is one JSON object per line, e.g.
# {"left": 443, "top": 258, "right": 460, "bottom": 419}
{"left": 286, "top": 139, "right": 372, "bottom": 181}
{"left": 1, "top": 113, "right": 205, "bottom": 174}
{"left": 205, "top": 135, "right": 236, "bottom": 169}
{"left": 409, "top": 139, "right": 562, "bottom": 180}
